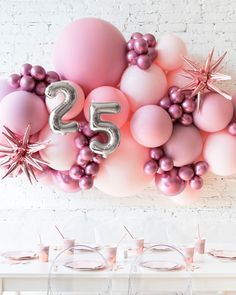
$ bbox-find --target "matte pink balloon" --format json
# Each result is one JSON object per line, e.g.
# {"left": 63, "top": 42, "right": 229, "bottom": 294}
{"left": 53, "top": 18, "right": 127, "bottom": 94}
{"left": 167, "top": 68, "right": 191, "bottom": 89}
{"left": 164, "top": 124, "right": 203, "bottom": 167}
{"left": 172, "top": 185, "right": 201, "bottom": 205}
{"left": 46, "top": 80, "right": 85, "bottom": 120}
{"left": 203, "top": 130, "right": 236, "bottom": 176}
{"left": 156, "top": 34, "right": 187, "bottom": 71}
{"left": 38, "top": 124, "right": 78, "bottom": 171}
{"left": 34, "top": 168, "right": 55, "bottom": 186}
{"left": 193, "top": 92, "right": 233, "bottom": 132}
{"left": 94, "top": 124, "right": 153, "bottom": 196}
{"left": 0, "top": 79, "right": 15, "bottom": 101}
{"left": 0, "top": 90, "right": 48, "bottom": 136}
{"left": 231, "top": 92, "right": 236, "bottom": 120}
{"left": 120, "top": 64, "right": 167, "bottom": 112}
{"left": 130, "top": 105, "right": 173, "bottom": 147}
{"left": 54, "top": 171, "right": 80, "bottom": 193}
{"left": 84, "top": 86, "right": 130, "bottom": 128}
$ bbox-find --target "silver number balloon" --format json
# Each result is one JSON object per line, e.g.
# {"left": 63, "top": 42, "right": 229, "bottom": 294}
{"left": 89, "top": 102, "right": 121, "bottom": 158}
{"left": 45, "top": 81, "right": 80, "bottom": 135}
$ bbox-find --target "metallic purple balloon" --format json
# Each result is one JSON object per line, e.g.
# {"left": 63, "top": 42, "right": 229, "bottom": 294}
{"left": 55, "top": 171, "right": 80, "bottom": 193}
{"left": 93, "top": 154, "right": 105, "bottom": 164}
{"left": 190, "top": 175, "right": 203, "bottom": 190}
{"left": 179, "top": 113, "right": 193, "bottom": 126}
{"left": 144, "top": 159, "right": 158, "bottom": 175}
{"left": 131, "top": 32, "right": 143, "bottom": 40}
{"left": 31, "top": 65, "right": 46, "bottom": 81}
{"left": 134, "top": 38, "right": 148, "bottom": 54}
{"left": 69, "top": 165, "right": 85, "bottom": 180}
{"left": 182, "top": 98, "right": 196, "bottom": 113}
{"left": 194, "top": 161, "right": 209, "bottom": 176}
{"left": 228, "top": 122, "right": 236, "bottom": 136}
{"left": 46, "top": 71, "right": 60, "bottom": 84}
{"left": 76, "top": 154, "right": 88, "bottom": 167}
{"left": 74, "top": 133, "right": 89, "bottom": 149}
{"left": 85, "top": 162, "right": 99, "bottom": 176}
{"left": 35, "top": 81, "right": 46, "bottom": 96}
{"left": 137, "top": 55, "right": 151, "bottom": 69}
{"left": 8, "top": 74, "right": 20, "bottom": 88}
{"left": 82, "top": 123, "right": 97, "bottom": 137}
{"left": 79, "top": 175, "right": 94, "bottom": 190}
{"left": 159, "top": 96, "right": 172, "bottom": 109}
{"left": 147, "top": 47, "right": 158, "bottom": 61}
{"left": 178, "top": 166, "right": 194, "bottom": 181}
{"left": 80, "top": 146, "right": 93, "bottom": 161}
{"left": 20, "top": 75, "right": 35, "bottom": 91}
{"left": 127, "top": 39, "right": 135, "bottom": 50}
{"left": 159, "top": 156, "right": 173, "bottom": 171}
{"left": 170, "top": 89, "right": 184, "bottom": 103}
{"left": 168, "top": 104, "right": 183, "bottom": 119}
{"left": 20, "top": 63, "right": 32, "bottom": 76}
{"left": 155, "top": 168, "right": 187, "bottom": 196}
{"left": 168, "top": 86, "right": 179, "bottom": 96}
{"left": 143, "top": 33, "right": 157, "bottom": 47}
{"left": 149, "top": 147, "right": 164, "bottom": 160}
{"left": 127, "top": 50, "right": 138, "bottom": 65}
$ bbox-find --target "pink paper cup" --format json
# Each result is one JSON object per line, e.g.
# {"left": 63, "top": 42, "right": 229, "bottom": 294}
{"left": 181, "top": 245, "right": 195, "bottom": 265}
{"left": 194, "top": 237, "right": 206, "bottom": 254}
{"left": 133, "top": 237, "right": 144, "bottom": 255}
{"left": 104, "top": 245, "right": 117, "bottom": 267}
{"left": 38, "top": 244, "right": 50, "bottom": 262}
{"left": 63, "top": 238, "right": 75, "bottom": 255}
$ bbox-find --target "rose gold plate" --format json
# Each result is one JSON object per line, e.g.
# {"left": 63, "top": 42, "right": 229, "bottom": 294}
{"left": 209, "top": 250, "right": 236, "bottom": 259}
{"left": 140, "top": 260, "right": 182, "bottom": 271}
{"left": 2, "top": 251, "right": 37, "bottom": 260}
{"left": 64, "top": 260, "right": 105, "bottom": 270}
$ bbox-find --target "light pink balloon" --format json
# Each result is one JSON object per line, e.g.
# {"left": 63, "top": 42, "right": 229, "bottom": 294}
{"left": 0, "top": 79, "right": 15, "bottom": 101}
{"left": 172, "top": 185, "right": 201, "bottom": 205}
{"left": 203, "top": 130, "right": 236, "bottom": 176}
{"left": 94, "top": 124, "right": 153, "bottom": 196}
{"left": 120, "top": 64, "right": 167, "bottom": 112}
{"left": 34, "top": 168, "right": 55, "bottom": 186}
{"left": 38, "top": 124, "right": 78, "bottom": 171}
{"left": 167, "top": 68, "right": 191, "bottom": 89}
{"left": 46, "top": 80, "right": 85, "bottom": 120}
{"left": 156, "top": 34, "right": 187, "bottom": 71}
{"left": 84, "top": 86, "right": 130, "bottom": 128}
{"left": 53, "top": 18, "right": 127, "bottom": 94}
{"left": 193, "top": 92, "right": 233, "bottom": 132}
{"left": 53, "top": 171, "right": 80, "bottom": 193}
{"left": 130, "top": 105, "right": 173, "bottom": 147}
{"left": 231, "top": 92, "right": 236, "bottom": 120}
{"left": 164, "top": 124, "right": 203, "bottom": 167}
{"left": 0, "top": 90, "right": 48, "bottom": 136}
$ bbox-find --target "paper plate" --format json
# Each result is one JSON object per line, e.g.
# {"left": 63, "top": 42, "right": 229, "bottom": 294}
{"left": 64, "top": 260, "right": 105, "bottom": 270}
{"left": 209, "top": 250, "right": 236, "bottom": 259}
{"left": 140, "top": 260, "right": 181, "bottom": 271}
{"left": 2, "top": 251, "right": 37, "bottom": 260}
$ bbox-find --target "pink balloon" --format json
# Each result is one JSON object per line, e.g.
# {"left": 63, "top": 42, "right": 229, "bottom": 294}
{"left": 53, "top": 171, "right": 80, "bottom": 193}
{"left": 130, "top": 105, "right": 173, "bottom": 147}
{"left": 46, "top": 80, "right": 85, "bottom": 120}
{"left": 38, "top": 124, "right": 78, "bottom": 171}
{"left": 34, "top": 168, "right": 55, "bottom": 186}
{"left": 53, "top": 18, "right": 127, "bottom": 94}
{"left": 84, "top": 86, "right": 130, "bottom": 128}
{"left": 203, "top": 130, "right": 236, "bottom": 176}
{"left": 120, "top": 64, "right": 167, "bottom": 112}
{"left": 231, "top": 92, "right": 236, "bottom": 120}
{"left": 193, "top": 92, "right": 233, "bottom": 132}
{"left": 156, "top": 34, "right": 187, "bottom": 71}
{"left": 0, "top": 79, "right": 15, "bottom": 101}
{"left": 0, "top": 90, "right": 48, "bottom": 136}
{"left": 94, "top": 124, "right": 153, "bottom": 196}
{"left": 164, "top": 124, "right": 203, "bottom": 167}
{"left": 167, "top": 68, "right": 191, "bottom": 89}
{"left": 172, "top": 185, "right": 201, "bottom": 205}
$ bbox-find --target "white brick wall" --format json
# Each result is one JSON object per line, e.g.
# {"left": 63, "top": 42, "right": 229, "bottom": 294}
{"left": 0, "top": 0, "right": 236, "bottom": 245}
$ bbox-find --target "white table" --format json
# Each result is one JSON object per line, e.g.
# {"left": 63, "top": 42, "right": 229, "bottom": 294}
{"left": 0, "top": 254, "right": 236, "bottom": 294}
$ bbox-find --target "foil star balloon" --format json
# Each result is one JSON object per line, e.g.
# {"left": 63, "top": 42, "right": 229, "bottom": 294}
{"left": 0, "top": 125, "right": 48, "bottom": 183}
{"left": 181, "top": 48, "right": 232, "bottom": 110}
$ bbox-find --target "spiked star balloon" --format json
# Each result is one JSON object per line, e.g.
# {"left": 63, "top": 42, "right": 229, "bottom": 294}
{"left": 0, "top": 125, "right": 48, "bottom": 183}
{"left": 181, "top": 48, "right": 232, "bottom": 110}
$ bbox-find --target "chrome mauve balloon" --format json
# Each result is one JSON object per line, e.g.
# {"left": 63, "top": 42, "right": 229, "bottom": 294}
{"left": 89, "top": 102, "right": 120, "bottom": 158}
{"left": 45, "top": 81, "right": 80, "bottom": 135}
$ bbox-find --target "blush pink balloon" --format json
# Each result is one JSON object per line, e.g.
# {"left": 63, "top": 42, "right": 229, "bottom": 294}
{"left": 38, "top": 124, "right": 78, "bottom": 171}
{"left": 120, "top": 64, "right": 167, "bottom": 112}
{"left": 84, "top": 86, "right": 130, "bottom": 128}
{"left": 0, "top": 90, "right": 48, "bottom": 136}
{"left": 156, "top": 34, "right": 187, "bottom": 71}
{"left": 164, "top": 124, "right": 203, "bottom": 167}
{"left": 231, "top": 92, "right": 236, "bottom": 120}
{"left": 193, "top": 92, "right": 233, "bottom": 132}
{"left": 167, "top": 68, "right": 191, "bottom": 89}
{"left": 46, "top": 80, "right": 85, "bottom": 120}
{"left": 53, "top": 18, "right": 127, "bottom": 94}
{"left": 203, "top": 130, "right": 236, "bottom": 176}
{"left": 94, "top": 124, "right": 153, "bottom": 196}
{"left": 53, "top": 171, "right": 80, "bottom": 193}
{"left": 0, "top": 79, "right": 15, "bottom": 101}
{"left": 130, "top": 105, "right": 173, "bottom": 147}
{"left": 172, "top": 185, "right": 201, "bottom": 205}
{"left": 34, "top": 168, "right": 55, "bottom": 186}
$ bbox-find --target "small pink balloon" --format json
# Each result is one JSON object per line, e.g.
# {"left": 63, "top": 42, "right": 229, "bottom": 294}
{"left": 156, "top": 34, "right": 187, "bottom": 71}
{"left": 38, "top": 124, "right": 78, "bottom": 171}
{"left": 94, "top": 124, "right": 153, "bottom": 197}
{"left": 0, "top": 79, "right": 16, "bottom": 102}
{"left": 84, "top": 86, "right": 130, "bottom": 128}
{"left": 46, "top": 80, "right": 85, "bottom": 120}
{"left": 53, "top": 18, "right": 127, "bottom": 94}
{"left": 130, "top": 105, "right": 173, "bottom": 147}
{"left": 193, "top": 92, "right": 233, "bottom": 132}
{"left": 164, "top": 124, "right": 203, "bottom": 167}
{"left": 0, "top": 90, "right": 48, "bottom": 136}
{"left": 120, "top": 64, "right": 167, "bottom": 112}
{"left": 54, "top": 171, "right": 80, "bottom": 193}
{"left": 167, "top": 68, "right": 191, "bottom": 89}
{"left": 203, "top": 130, "right": 236, "bottom": 176}
{"left": 172, "top": 185, "right": 201, "bottom": 205}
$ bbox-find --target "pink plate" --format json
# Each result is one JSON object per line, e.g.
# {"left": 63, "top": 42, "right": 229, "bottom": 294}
{"left": 209, "top": 250, "right": 236, "bottom": 259}
{"left": 140, "top": 260, "right": 182, "bottom": 271}
{"left": 64, "top": 260, "right": 105, "bottom": 270}
{"left": 2, "top": 251, "right": 37, "bottom": 260}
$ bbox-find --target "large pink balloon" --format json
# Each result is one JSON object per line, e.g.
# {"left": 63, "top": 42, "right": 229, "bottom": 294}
{"left": 46, "top": 80, "right": 85, "bottom": 120}
{"left": 193, "top": 92, "right": 233, "bottom": 132}
{"left": 53, "top": 18, "right": 127, "bottom": 94}
{"left": 120, "top": 64, "right": 167, "bottom": 112}
{"left": 203, "top": 130, "right": 236, "bottom": 176}
{"left": 231, "top": 92, "right": 236, "bottom": 120}
{"left": 0, "top": 79, "right": 15, "bottom": 101}
{"left": 38, "top": 125, "right": 78, "bottom": 171}
{"left": 130, "top": 105, "right": 173, "bottom": 147}
{"left": 0, "top": 90, "right": 48, "bottom": 136}
{"left": 164, "top": 124, "right": 203, "bottom": 167}
{"left": 94, "top": 124, "right": 153, "bottom": 196}
{"left": 156, "top": 34, "right": 187, "bottom": 71}
{"left": 84, "top": 86, "right": 130, "bottom": 128}
{"left": 167, "top": 68, "right": 191, "bottom": 89}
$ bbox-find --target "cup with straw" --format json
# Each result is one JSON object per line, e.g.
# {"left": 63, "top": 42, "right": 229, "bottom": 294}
{"left": 55, "top": 225, "right": 75, "bottom": 255}
{"left": 194, "top": 224, "right": 206, "bottom": 254}
{"left": 37, "top": 232, "right": 50, "bottom": 263}
{"left": 124, "top": 225, "right": 144, "bottom": 255}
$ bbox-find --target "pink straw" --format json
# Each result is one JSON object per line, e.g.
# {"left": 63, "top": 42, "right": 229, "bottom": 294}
{"left": 54, "top": 225, "right": 65, "bottom": 239}
{"left": 197, "top": 224, "right": 201, "bottom": 239}
{"left": 123, "top": 225, "right": 134, "bottom": 239}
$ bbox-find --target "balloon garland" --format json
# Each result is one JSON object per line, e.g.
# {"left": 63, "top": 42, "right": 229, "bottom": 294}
{"left": 0, "top": 17, "right": 235, "bottom": 204}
